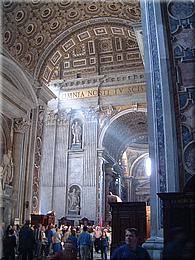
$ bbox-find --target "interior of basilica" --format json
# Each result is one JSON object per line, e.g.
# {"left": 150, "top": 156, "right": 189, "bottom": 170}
{"left": 1, "top": 0, "right": 195, "bottom": 258}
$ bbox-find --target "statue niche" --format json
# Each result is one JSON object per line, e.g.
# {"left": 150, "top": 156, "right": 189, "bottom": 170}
{"left": 68, "top": 185, "right": 81, "bottom": 215}
{"left": 71, "top": 120, "right": 82, "bottom": 149}
{"left": 0, "top": 149, "right": 14, "bottom": 189}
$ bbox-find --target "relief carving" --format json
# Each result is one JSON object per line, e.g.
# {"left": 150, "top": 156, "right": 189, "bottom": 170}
{"left": 14, "top": 118, "right": 30, "bottom": 133}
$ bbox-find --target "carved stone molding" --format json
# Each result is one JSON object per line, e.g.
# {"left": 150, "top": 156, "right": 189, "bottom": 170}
{"left": 57, "top": 110, "right": 70, "bottom": 126}
{"left": 14, "top": 118, "right": 30, "bottom": 133}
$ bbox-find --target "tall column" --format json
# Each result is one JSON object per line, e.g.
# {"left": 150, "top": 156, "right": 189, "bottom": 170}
{"left": 141, "top": 0, "right": 180, "bottom": 258}
{"left": 12, "top": 118, "right": 30, "bottom": 224}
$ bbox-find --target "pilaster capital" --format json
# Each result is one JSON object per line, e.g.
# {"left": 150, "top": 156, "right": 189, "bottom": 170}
{"left": 14, "top": 118, "right": 30, "bottom": 133}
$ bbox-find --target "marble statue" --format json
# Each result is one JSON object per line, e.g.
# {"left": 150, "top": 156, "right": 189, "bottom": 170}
{"left": 68, "top": 187, "right": 80, "bottom": 211}
{"left": 0, "top": 150, "right": 14, "bottom": 189}
{"left": 72, "top": 121, "right": 82, "bottom": 144}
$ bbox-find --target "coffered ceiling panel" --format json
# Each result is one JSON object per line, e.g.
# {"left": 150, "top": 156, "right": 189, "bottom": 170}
{"left": 2, "top": 0, "right": 142, "bottom": 84}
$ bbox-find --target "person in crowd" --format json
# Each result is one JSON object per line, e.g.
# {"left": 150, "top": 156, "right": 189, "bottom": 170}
{"left": 111, "top": 228, "right": 151, "bottom": 260}
{"left": 88, "top": 226, "right": 94, "bottom": 260}
{"left": 51, "top": 241, "right": 77, "bottom": 260}
{"left": 47, "top": 224, "right": 56, "bottom": 255}
{"left": 52, "top": 227, "right": 62, "bottom": 254}
{"left": 18, "top": 220, "right": 35, "bottom": 260}
{"left": 13, "top": 224, "right": 20, "bottom": 256}
{"left": 100, "top": 230, "right": 109, "bottom": 260}
{"left": 78, "top": 226, "right": 92, "bottom": 260}
{"left": 40, "top": 225, "right": 48, "bottom": 257}
{"left": 3, "top": 228, "right": 17, "bottom": 260}
{"left": 93, "top": 226, "right": 102, "bottom": 253}
{"left": 34, "top": 224, "right": 42, "bottom": 258}
{"left": 66, "top": 228, "right": 78, "bottom": 254}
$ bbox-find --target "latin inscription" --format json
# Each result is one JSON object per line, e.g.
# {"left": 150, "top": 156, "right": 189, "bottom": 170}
{"left": 60, "top": 85, "right": 145, "bottom": 100}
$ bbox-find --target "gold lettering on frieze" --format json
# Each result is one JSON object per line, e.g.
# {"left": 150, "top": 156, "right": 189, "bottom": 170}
{"left": 60, "top": 84, "right": 146, "bottom": 100}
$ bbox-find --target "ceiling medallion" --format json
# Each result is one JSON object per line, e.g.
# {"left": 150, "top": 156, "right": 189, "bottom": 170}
{"left": 59, "top": 0, "right": 71, "bottom": 6}
{"left": 31, "top": 0, "right": 40, "bottom": 4}
{"left": 3, "top": 0, "right": 12, "bottom": 8}
{"left": 25, "top": 53, "right": 33, "bottom": 66}
{"left": 50, "top": 21, "right": 60, "bottom": 31}
{"left": 15, "top": 10, "right": 25, "bottom": 22}
{"left": 16, "top": 42, "right": 23, "bottom": 55}
{"left": 88, "top": 5, "right": 98, "bottom": 12}
{"left": 67, "top": 9, "right": 79, "bottom": 20}
{"left": 36, "top": 35, "right": 44, "bottom": 46}
{"left": 26, "top": 23, "right": 35, "bottom": 35}
{"left": 4, "top": 30, "right": 12, "bottom": 43}
{"left": 41, "top": 8, "right": 52, "bottom": 18}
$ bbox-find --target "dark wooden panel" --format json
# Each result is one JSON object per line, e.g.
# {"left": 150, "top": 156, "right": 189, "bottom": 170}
{"left": 110, "top": 202, "right": 147, "bottom": 253}
{"left": 158, "top": 192, "right": 195, "bottom": 246}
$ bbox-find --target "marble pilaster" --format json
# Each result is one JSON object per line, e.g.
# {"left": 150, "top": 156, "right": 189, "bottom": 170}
{"left": 40, "top": 110, "right": 57, "bottom": 214}
{"left": 12, "top": 118, "right": 30, "bottom": 223}
{"left": 82, "top": 115, "right": 98, "bottom": 221}
{"left": 52, "top": 111, "right": 70, "bottom": 219}
{"left": 141, "top": 0, "right": 180, "bottom": 258}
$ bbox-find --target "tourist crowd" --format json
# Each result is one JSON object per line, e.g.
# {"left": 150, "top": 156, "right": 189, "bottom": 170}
{"left": 2, "top": 220, "right": 111, "bottom": 260}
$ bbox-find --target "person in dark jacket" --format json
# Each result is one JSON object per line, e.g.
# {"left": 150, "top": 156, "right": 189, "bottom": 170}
{"left": 3, "top": 228, "right": 16, "bottom": 260}
{"left": 18, "top": 220, "right": 35, "bottom": 260}
{"left": 111, "top": 228, "right": 151, "bottom": 260}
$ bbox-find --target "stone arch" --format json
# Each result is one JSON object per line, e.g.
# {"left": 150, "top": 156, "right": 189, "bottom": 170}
{"left": 34, "top": 17, "right": 139, "bottom": 80}
{"left": 1, "top": 54, "right": 38, "bottom": 109}
{"left": 98, "top": 107, "right": 147, "bottom": 151}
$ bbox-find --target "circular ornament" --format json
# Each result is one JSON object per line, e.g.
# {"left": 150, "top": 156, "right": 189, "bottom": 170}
{"left": 184, "top": 141, "right": 195, "bottom": 175}
{"left": 168, "top": 0, "right": 195, "bottom": 20}
{"left": 26, "top": 23, "right": 35, "bottom": 35}
{"left": 35, "top": 35, "right": 44, "bottom": 46}
{"left": 15, "top": 10, "right": 25, "bottom": 22}
{"left": 66, "top": 9, "right": 80, "bottom": 21}
{"left": 3, "top": 0, "right": 12, "bottom": 8}
{"left": 16, "top": 42, "right": 23, "bottom": 55}
{"left": 41, "top": 8, "right": 52, "bottom": 18}
{"left": 4, "top": 30, "right": 12, "bottom": 43}
{"left": 50, "top": 20, "right": 60, "bottom": 31}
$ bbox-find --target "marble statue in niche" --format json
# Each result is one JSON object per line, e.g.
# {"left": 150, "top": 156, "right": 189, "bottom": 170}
{"left": 68, "top": 185, "right": 80, "bottom": 215}
{"left": 0, "top": 150, "right": 14, "bottom": 189}
{"left": 71, "top": 120, "right": 82, "bottom": 149}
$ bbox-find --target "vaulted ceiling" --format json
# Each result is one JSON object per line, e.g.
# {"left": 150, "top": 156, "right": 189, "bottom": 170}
{"left": 2, "top": 0, "right": 142, "bottom": 85}
{"left": 103, "top": 111, "right": 148, "bottom": 161}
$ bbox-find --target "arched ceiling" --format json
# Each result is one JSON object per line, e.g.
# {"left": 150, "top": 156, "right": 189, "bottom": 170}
{"left": 2, "top": 0, "right": 142, "bottom": 84}
{"left": 102, "top": 111, "right": 148, "bottom": 161}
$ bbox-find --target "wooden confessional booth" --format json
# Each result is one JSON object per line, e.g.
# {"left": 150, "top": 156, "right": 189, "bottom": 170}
{"left": 158, "top": 175, "right": 195, "bottom": 248}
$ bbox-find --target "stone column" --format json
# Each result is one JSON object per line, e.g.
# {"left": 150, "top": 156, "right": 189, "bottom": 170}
{"left": 141, "top": 0, "right": 180, "bottom": 258}
{"left": 12, "top": 118, "right": 30, "bottom": 224}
